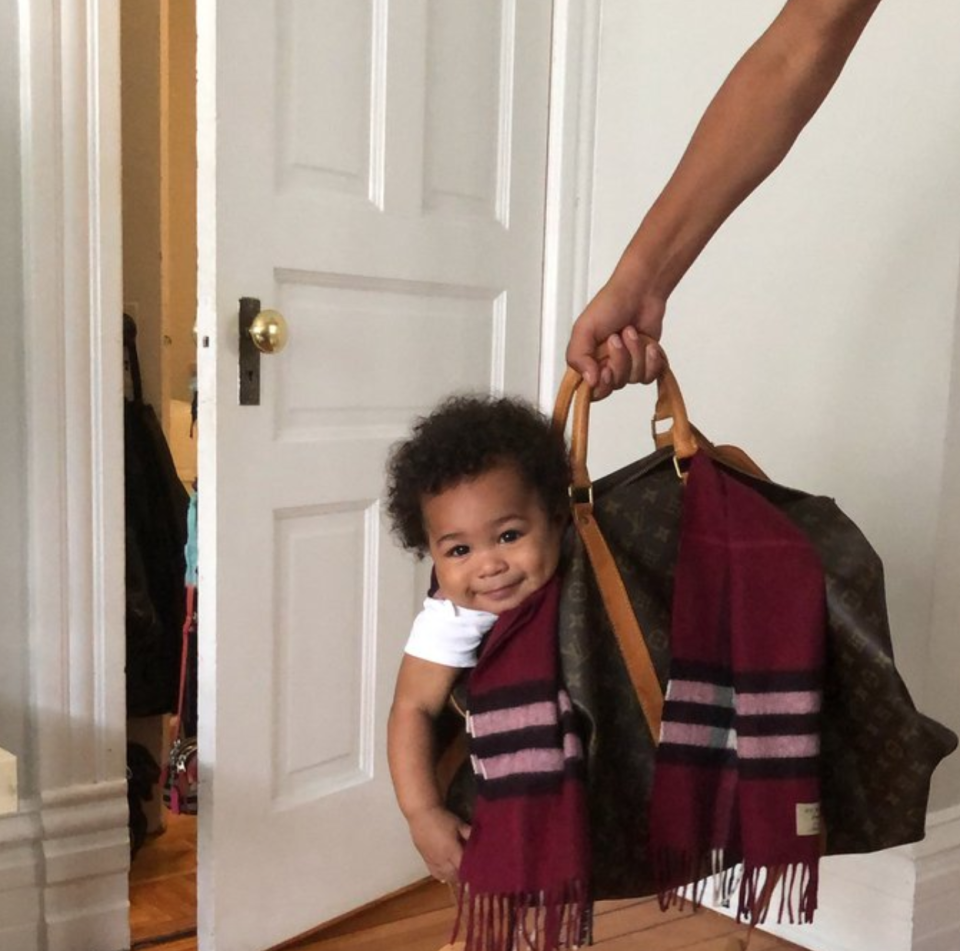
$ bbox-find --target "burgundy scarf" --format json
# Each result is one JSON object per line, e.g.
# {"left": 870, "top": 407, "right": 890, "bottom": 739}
{"left": 454, "top": 575, "right": 591, "bottom": 951}
{"left": 650, "top": 454, "right": 826, "bottom": 924}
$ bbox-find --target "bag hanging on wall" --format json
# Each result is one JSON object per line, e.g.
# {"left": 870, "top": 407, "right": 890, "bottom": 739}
{"left": 444, "top": 346, "right": 957, "bottom": 908}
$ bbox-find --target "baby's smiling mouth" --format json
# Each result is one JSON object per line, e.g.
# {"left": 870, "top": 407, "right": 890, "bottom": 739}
{"left": 480, "top": 581, "right": 522, "bottom": 601}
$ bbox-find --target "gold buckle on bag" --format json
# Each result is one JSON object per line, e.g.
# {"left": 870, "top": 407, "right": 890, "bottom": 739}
{"left": 569, "top": 484, "right": 594, "bottom": 506}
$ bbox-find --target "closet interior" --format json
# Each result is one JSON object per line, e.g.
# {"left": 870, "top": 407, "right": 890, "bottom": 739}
{"left": 121, "top": 1, "right": 199, "bottom": 945}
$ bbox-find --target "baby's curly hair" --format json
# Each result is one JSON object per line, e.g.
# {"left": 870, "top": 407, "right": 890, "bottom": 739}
{"left": 386, "top": 394, "right": 571, "bottom": 555}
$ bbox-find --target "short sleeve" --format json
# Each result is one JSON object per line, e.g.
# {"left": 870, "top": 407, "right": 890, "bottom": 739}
{"left": 404, "top": 598, "right": 497, "bottom": 668}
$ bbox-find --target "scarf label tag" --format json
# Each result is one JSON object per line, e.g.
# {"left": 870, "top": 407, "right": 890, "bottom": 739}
{"left": 796, "top": 802, "right": 821, "bottom": 837}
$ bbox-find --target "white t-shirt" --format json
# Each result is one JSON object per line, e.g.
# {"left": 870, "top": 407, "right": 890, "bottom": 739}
{"left": 404, "top": 597, "right": 498, "bottom": 668}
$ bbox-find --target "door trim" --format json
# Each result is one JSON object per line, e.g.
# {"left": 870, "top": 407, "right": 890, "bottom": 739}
{"left": 12, "top": 1, "right": 128, "bottom": 948}
{"left": 539, "top": 0, "right": 602, "bottom": 409}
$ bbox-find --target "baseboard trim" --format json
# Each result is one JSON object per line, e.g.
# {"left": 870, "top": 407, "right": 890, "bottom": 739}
{"left": 0, "top": 808, "right": 42, "bottom": 951}
{"left": 0, "top": 783, "right": 131, "bottom": 951}
{"left": 759, "top": 848, "right": 915, "bottom": 951}
{"left": 45, "top": 871, "right": 130, "bottom": 951}
{"left": 41, "top": 781, "right": 131, "bottom": 951}
{"left": 712, "top": 806, "right": 960, "bottom": 951}
{"left": 914, "top": 806, "right": 960, "bottom": 951}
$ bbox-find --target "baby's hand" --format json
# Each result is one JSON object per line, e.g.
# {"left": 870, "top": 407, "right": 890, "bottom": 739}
{"left": 407, "top": 806, "right": 471, "bottom": 884}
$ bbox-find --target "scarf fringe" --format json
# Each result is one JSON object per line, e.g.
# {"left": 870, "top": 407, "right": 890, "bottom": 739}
{"left": 653, "top": 849, "right": 713, "bottom": 913}
{"left": 453, "top": 880, "right": 591, "bottom": 951}
{"left": 738, "top": 860, "right": 819, "bottom": 925}
{"left": 654, "top": 850, "right": 818, "bottom": 925}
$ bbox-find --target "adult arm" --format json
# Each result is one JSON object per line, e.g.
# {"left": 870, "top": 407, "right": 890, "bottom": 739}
{"left": 567, "top": 0, "right": 884, "bottom": 398}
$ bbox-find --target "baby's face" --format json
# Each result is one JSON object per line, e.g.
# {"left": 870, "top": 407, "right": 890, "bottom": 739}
{"left": 422, "top": 463, "right": 562, "bottom": 615}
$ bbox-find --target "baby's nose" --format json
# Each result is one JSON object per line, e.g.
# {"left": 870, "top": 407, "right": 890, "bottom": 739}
{"left": 478, "top": 549, "right": 509, "bottom": 576}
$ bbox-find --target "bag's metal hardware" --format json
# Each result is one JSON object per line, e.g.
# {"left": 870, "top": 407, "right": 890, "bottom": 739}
{"left": 673, "top": 454, "right": 684, "bottom": 480}
{"left": 569, "top": 484, "right": 594, "bottom": 506}
{"left": 651, "top": 413, "right": 673, "bottom": 441}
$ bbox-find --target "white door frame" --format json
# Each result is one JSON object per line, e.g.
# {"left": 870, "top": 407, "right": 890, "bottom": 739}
{"left": 538, "top": 0, "right": 602, "bottom": 406}
{"left": 4, "top": 1, "right": 594, "bottom": 949}
{"left": 5, "top": 1, "right": 129, "bottom": 950}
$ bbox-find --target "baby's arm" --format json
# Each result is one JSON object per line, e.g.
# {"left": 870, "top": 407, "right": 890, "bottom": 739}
{"left": 388, "top": 654, "right": 471, "bottom": 883}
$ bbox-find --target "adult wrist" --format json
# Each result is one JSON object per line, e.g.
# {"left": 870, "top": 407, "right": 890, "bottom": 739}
{"left": 607, "top": 249, "right": 670, "bottom": 318}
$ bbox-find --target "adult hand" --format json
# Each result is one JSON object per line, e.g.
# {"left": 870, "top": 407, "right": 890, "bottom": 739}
{"left": 565, "top": 273, "right": 666, "bottom": 401}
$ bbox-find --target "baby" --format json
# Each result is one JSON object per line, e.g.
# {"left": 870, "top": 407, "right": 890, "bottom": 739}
{"left": 385, "top": 394, "right": 571, "bottom": 884}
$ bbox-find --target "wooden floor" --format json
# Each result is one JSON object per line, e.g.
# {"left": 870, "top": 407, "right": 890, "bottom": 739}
{"left": 129, "top": 811, "right": 198, "bottom": 946}
{"left": 129, "top": 817, "right": 808, "bottom": 951}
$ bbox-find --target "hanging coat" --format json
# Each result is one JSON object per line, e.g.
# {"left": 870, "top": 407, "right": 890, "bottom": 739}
{"left": 124, "top": 314, "right": 189, "bottom": 716}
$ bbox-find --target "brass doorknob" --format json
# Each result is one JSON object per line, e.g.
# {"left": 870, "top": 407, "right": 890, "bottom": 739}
{"left": 248, "top": 309, "right": 289, "bottom": 354}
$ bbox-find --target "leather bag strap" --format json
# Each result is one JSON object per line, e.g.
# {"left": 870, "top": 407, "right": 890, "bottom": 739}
{"left": 571, "top": 496, "right": 663, "bottom": 742}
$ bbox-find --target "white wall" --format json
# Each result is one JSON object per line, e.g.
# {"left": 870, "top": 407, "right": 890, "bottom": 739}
{"left": 586, "top": 0, "right": 960, "bottom": 809}
{"left": 0, "top": 0, "right": 27, "bottom": 783}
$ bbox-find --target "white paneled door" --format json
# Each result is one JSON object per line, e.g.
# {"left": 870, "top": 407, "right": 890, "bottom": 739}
{"left": 195, "top": 2, "right": 553, "bottom": 949}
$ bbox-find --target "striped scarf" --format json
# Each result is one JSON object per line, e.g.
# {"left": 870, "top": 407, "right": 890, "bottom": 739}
{"left": 454, "top": 575, "right": 591, "bottom": 951}
{"left": 650, "top": 454, "right": 826, "bottom": 924}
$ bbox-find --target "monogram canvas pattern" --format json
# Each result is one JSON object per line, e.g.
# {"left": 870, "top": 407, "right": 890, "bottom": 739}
{"left": 447, "top": 446, "right": 957, "bottom": 900}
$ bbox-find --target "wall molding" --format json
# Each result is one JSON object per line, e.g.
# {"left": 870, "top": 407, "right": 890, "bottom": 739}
{"left": 16, "top": 0, "right": 128, "bottom": 949}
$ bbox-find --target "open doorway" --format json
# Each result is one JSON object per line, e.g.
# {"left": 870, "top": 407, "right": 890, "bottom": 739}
{"left": 120, "top": 1, "right": 199, "bottom": 945}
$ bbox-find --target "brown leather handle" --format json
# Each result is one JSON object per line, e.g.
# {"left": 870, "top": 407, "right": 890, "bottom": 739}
{"left": 553, "top": 337, "right": 699, "bottom": 492}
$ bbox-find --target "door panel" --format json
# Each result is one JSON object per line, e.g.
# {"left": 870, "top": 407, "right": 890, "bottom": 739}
{"left": 197, "top": 2, "right": 552, "bottom": 949}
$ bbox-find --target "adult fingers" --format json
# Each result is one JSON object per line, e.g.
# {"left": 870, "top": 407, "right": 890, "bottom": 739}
{"left": 622, "top": 328, "right": 648, "bottom": 383}
{"left": 641, "top": 340, "right": 665, "bottom": 383}
{"left": 623, "top": 328, "right": 664, "bottom": 384}
{"left": 600, "top": 333, "right": 633, "bottom": 394}
{"left": 565, "top": 322, "right": 601, "bottom": 388}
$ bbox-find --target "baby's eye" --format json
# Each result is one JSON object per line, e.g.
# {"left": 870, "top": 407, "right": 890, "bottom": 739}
{"left": 499, "top": 529, "right": 523, "bottom": 544}
{"left": 446, "top": 544, "right": 470, "bottom": 558}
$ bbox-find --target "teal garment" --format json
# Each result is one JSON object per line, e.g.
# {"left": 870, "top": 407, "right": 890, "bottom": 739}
{"left": 184, "top": 491, "right": 198, "bottom": 586}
